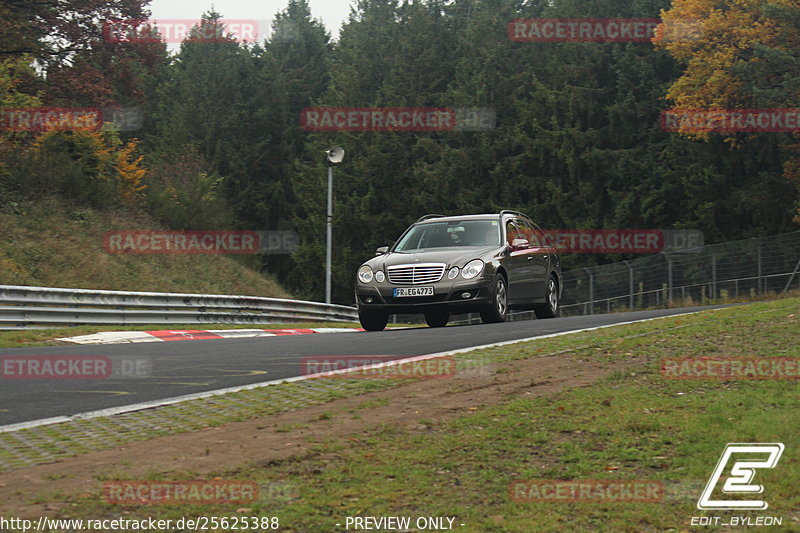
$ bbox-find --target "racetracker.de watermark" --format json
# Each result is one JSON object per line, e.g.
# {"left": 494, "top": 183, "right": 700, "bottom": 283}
{"left": 661, "top": 357, "right": 799, "bottom": 380}
{"left": 542, "top": 229, "right": 703, "bottom": 253}
{"left": 661, "top": 109, "right": 800, "bottom": 133}
{"left": 0, "top": 107, "right": 142, "bottom": 132}
{"left": 510, "top": 480, "right": 663, "bottom": 502}
{"left": 301, "top": 356, "right": 456, "bottom": 380}
{"left": 103, "top": 19, "right": 263, "bottom": 44}
{"left": 0, "top": 108, "right": 101, "bottom": 132}
{"left": 103, "top": 230, "right": 299, "bottom": 255}
{"left": 104, "top": 480, "right": 258, "bottom": 505}
{"left": 300, "top": 107, "right": 496, "bottom": 132}
{"left": 0, "top": 355, "right": 151, "bottom": 379}
{"left": 509, "top": 18, "right": 660, "bottom": 42}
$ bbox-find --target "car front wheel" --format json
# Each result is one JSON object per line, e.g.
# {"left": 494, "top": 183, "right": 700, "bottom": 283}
{"left": 480, "top": 273, "right": 508, "bottom": 324}
{"left": 359, "top": 310, "right": 388, "bottom": 331}
{"left": 533, "top": 275, "right": 559, "bottom": 318}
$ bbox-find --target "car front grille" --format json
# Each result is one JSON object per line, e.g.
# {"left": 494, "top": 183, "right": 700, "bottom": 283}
{"left": 387, "top": 263, "right": 446, "bottom": 285}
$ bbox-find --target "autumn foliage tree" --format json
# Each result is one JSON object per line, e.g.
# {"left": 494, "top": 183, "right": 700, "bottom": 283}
{"left": 114, "top": 139, "right": 147, "bottom": 203}
{"left": 656, "top": 0, "right": 800, "bottom": 220}
{"left": 0, "top": 0, "right": 161, "bottom": 207}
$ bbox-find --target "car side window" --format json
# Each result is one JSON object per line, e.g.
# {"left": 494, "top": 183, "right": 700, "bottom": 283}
{"left": 505, "top": 220, "right": 519, "bottom": 246}
{"left": 530, "top": 221, "right": 552, "bottom": 248}
{"left": 518, "top": 220, "right": 543, "bottom": 247}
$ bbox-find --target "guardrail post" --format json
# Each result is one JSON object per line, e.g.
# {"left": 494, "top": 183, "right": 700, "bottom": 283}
{"left": 638, "top": 281, "right": 644, "bottom": 308}
{"left": 584, "top": 268, "right": 594, "bottom": 315}
{"left": 711, "top": 254, "right": 717, "bottom": 299}
{"left": 623, "top": 260, "right": 634, "bottom": 310}
{"left": 663, "top": 253, "right": 673, "bottom": 304}
{"left": 757, "top": 240, "right": 763, "bottom": 294}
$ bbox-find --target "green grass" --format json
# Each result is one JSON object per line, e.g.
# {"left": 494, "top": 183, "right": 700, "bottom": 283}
{"left": 19, "top": 298, "right": 800, "bottom": 531}
{"left": 0, "top": 197, "right": 290, "bottom": 296}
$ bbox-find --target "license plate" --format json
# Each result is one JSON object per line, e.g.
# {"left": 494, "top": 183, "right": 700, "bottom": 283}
{"left": 393, "top": 287, "right": 434, "bottom": 297}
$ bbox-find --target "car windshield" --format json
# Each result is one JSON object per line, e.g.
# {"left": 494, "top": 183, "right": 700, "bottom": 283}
{"left": 394, "top": 220, "right": 501, "bottom": 251}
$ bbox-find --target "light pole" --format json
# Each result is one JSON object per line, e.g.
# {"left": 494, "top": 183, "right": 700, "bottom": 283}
{"left": 325, "top": 146, "right": 344, "bottom": 304}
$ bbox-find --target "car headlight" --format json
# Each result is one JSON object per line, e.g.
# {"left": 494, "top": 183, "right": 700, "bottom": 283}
{"left": 461, "top": 259, "right": 484, "bottom": 280}
{"left": 447, "top": 267, "right": 459, "bottom": 280}
{"left": 375, "top": 270, "right": 386, "bottom": 283}
{"left": 358, "top": 265, "right": 374, "bottom": 283}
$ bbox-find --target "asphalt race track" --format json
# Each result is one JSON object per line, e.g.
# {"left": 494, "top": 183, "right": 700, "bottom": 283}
{"left": 0, "top": 305, "right": 728, "bottom": 426}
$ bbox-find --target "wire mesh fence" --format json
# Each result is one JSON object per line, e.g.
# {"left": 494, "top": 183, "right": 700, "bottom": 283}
{"left": 559, "top": 231, "right": 800, "bottom": 316}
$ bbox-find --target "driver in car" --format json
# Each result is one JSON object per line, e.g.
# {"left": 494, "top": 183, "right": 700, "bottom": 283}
{"left": 472, "top": 224, "right": 499, "bottom": 246}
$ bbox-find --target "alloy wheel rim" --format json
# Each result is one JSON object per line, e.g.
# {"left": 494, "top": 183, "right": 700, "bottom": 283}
{"left": 497, "top": 279, "right": 507, "bottom": 316}
{"left": 548, "top": 279, "right": 558, "bottom": 312}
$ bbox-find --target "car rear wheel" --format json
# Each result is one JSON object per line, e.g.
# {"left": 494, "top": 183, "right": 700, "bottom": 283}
{"left": 480, "top": 273, "right": 508, "bottom": 324}
{"left": 533, "top": 275, "right": 559, "bottom": 318}
{"left": 359, "top": 310, "right": 388, "bottom": 331}
{"left": 424, "top": 310, "right": 449, "bottom": 328}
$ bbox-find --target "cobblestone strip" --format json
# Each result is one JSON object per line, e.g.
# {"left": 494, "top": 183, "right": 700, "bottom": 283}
{"left": 0, "top": 376, "right": 398, "bottom": 472}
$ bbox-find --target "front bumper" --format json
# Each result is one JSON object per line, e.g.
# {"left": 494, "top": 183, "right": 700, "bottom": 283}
{"left": 355, "top": 275, "right": 494, "bottom": 315}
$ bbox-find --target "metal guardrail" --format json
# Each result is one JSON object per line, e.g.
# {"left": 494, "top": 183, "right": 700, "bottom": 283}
{"left": 0, "top": 285, "right": 359, "bottom": 328}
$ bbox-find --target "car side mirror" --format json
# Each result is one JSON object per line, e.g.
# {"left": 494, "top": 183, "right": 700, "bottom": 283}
{"left": 375, "top": 246, "right": 389, "bottom": 256}
{"left": 511, "top": 238, "right": 529, "bottom": 250}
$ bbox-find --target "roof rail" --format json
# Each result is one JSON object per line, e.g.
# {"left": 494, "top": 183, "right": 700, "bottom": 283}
{"left": 415, "top": 214, "right": 447, "bottom": 223}
{"left": 499, "top": 210, "right": 528, "bottom": 219}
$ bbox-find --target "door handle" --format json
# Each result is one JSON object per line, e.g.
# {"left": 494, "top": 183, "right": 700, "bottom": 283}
{"left": 527, "top": 256, "right": 533, "bottom": 261}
